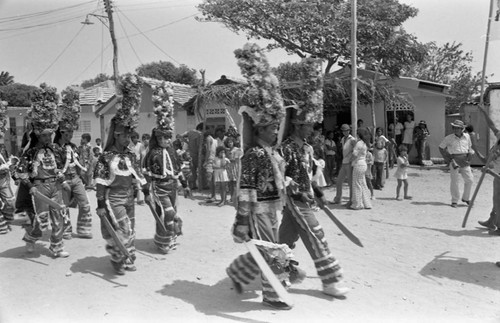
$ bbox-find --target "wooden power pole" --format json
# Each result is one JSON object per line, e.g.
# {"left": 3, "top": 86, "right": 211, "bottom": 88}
{"left": 103, "top": 0, "right": 122, "bottom": 101}
{"left": 351, "top": 0, "right": 358, "bottom": 136}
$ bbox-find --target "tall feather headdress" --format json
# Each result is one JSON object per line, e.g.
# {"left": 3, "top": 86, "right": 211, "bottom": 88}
{"left": 28, "top": 83, "right": 59, "bottom": 135}
{"left": 112, "top": 74, "right": 142, "bottom": 132}
{"left": 0, "top": 100, "right": 8, "bottom": 134}
{"left": 291, "top": 57, "right": 324, "bottom": 124}
{"left": 235, "top": 43, "right": 285, "bottom": 127}
{"left": 59, "top": 88, "right": 80, "bottom": 132}
{"left": 152, "top": 82, "right": 175, "bottom": 138}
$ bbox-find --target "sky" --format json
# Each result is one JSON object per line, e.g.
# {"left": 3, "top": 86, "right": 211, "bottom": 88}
{"left": 1, "top": 0, "right": 500, "bottom": 93}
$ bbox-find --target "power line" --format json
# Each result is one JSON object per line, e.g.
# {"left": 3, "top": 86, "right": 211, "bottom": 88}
{"left": 116, "top": 7, "right": 183, "bottom": 64}
{"left": 31, "top": 24, "right": 87, "bottom": 86}
{"left": 115, "top": 9, "right": 143, "bottom": 66}
{"left": 70, "top": 42, "right": 112, "bottom": 85}
{"left": 0, "top": 13, "right": 88, "bottom": 32}
{"left": 0, "top": 0, "right": 96, "bottom": 23}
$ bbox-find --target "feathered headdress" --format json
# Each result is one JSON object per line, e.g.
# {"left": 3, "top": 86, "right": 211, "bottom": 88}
{"left": 28, "top": 83, "right": 60, "bottom": 135}
{"left": 0, "top": 100, "right": 8, "bottom": 134}
{"left": 291, "top": 57, "right": 324, "bottom": 124}
{"left": 152, "top": 82, "right": 175, "bottom": 138}
{"left": 59, "top": 88, "right": 80, "bottom": 132}
{"left": 112, "top": 74, "right": 142, "bottom": 132}
{"left": 235, "top": 43, "right": 285, "bottom": 126}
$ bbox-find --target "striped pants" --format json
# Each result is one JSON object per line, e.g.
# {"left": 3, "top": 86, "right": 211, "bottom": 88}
{"left": 101, "top": 187, "right": 136, "bottom": 264}
{"left": 279, "top": 198, "right": 343, "bottom": 285}
{"left": 23, "top": 181, "right": 66, "bottom": 254}
{"left": 151, "top": 180, "right": 179, "bottom": 251}
{"left": 226, "top": 211, "right": 285, "bottom": 302}
{"left": 62, "top": 176, "right": 92, "bottom": 236}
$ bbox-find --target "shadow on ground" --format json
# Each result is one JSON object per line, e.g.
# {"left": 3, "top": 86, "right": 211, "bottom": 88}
{"left": 70, "top": 255, "right": 128, "bottom": 287}
{"left": 369, "top": 219, "right": 493, "bottom": 238}
{"left": 156, "top": 278, "right": 275, "bottom": 323}
{"left": 0, "top": 244, "right": 52, "bottom": 266}
{"left": 420, "top": 251, "right": 500, "bottom": 291}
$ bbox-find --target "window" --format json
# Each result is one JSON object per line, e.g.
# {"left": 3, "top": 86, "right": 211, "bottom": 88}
{"left": 80, "top": 120, "right": 91, "bottom": 132}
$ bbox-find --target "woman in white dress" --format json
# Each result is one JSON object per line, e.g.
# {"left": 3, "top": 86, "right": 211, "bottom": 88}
{"left": 403, "top": 114, "right": 415, "bottom": 154}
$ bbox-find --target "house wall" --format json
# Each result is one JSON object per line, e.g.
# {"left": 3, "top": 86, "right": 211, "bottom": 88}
{"left": 357, "top": 93, "right": 445, "bottom": 159}
{"left": 5, "top": 107, "right": 29, "bottom": 155}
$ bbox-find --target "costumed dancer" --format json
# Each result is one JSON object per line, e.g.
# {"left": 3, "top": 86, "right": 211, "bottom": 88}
{"left": 94, "top": 74, "right": 147, "bottom": 274}
{"left": 278, "top": 57, "right": 349, "bottom": 297}
{"left": 0, "top": 100, "right": 15, "bottom": 234}
{"left": 55, "top": 89, "right": 93, "bottom": 239}
{"left": 15, "top": 84, "right": 69, "bottom": 257}
{"left": 226, "top": 43, "right": 298, "bottom": 310}
{"left": 143, "top": 82, "right": 186, "bottom": 254}
{"left": 13, "top": 123, "right": 36, "bottom": 222}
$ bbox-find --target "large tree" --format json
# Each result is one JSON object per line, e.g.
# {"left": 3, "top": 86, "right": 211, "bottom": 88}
{"left": 0, "top": 83, "right": 40, "bottom": 107}
{"left": 0, "top": 71, "right": 14, "bottom": 86}
{"left": 198, "top": 0, "right": 426, "bottom": 76}
{"left": 401, "top": 41, "right": 483, "bottom": 114}
{"left": 80, "top": 73, "right": 114, "bottom": 89}
{"left": 136, "top": 61, "right": 199, "bottom": 86}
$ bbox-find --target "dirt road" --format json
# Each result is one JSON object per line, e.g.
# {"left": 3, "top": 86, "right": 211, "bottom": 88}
{"left": 0, "top": 166, "right": 499, "bottom": 323}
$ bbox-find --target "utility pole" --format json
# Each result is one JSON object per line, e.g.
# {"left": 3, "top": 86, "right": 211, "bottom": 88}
{"left": 103, "top": 0, "right": 122, "bottom": 101}
{"left": 351, "top": 0, "right": 358, "bottom": 137}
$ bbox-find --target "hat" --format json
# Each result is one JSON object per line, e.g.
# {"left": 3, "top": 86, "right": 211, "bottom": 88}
{"left": 340, "top": 124, "right": 351, "bottom": 131}
{"left": 0, "top": 100, "right": 7, "bottom": 135}
{"left": 235, "top": 43, "right": 285, "bottom": 127}
{"left": 450, "top": 120, "right": 465, "bottom": 128}
{"left": 152, "top": 82, "right": 175, "bottom": 138}
{"left": 112, "top": 74, "right": 142, "bottom": 133}
{"left": 58, "top": 88, "right": 80, "bottom": 132}
{"left": 28, "top": 83, "right": 59, "bottom": 135}
{"left": 419, "top": 120, "right": 426, "bottom": 125}
{"left": 290, "top": 57, "right": 324, "bottom": 124}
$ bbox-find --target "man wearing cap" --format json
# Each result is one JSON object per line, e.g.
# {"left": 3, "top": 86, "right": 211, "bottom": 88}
{"left": 413, "top": 120, "right": 430, "bottom": 165}
{"left": 332, "top": 123, "right": 356, "bottom": 205}
{"left": 439, "top": 120, "right": 474, "bottom": 207}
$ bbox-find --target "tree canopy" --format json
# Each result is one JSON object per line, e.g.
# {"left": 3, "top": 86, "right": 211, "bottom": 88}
{"left": 0, "top": 71, "right": 14, "bottom": 86}
{"left": 135, "top": 61, "right": 199, "bottom": 86}
{"left": 80, "top": 73, "right": 114, "bottom": 89}
{"left": 401, "top": 41, "right": 483, "bottom": 114}
{"left": 0, "top": 83, "right": 40, "bottom": 107}
{"left": 198, "top": 0, "right": 426, "bottom": 76}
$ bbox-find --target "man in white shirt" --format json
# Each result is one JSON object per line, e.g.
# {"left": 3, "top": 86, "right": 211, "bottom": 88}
{"left": 439, "top": 120, "right": 474, "bottom": 208}
{"left": 331, "top": 124, "right": 356, "bottom": 205}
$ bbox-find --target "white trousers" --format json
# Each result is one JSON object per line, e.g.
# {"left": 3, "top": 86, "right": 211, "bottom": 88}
{"left": 449, "top": 165, "right": 474, "bottom": 203}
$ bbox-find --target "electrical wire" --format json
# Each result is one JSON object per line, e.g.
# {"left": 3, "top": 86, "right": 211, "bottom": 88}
{"left": 116, "top": 7, "right": 183, "bottom": 64}
{"left": 0, "top": 0, "right": 96, "bottom": 23}
{"left": 115, "top": 9, "right": 143, "bottom": 66}
{"left": 70, "top": 42, "right": 112, "bottom": 85}
{"left": 31, "top": 24, "right": 87, "bottom": 85}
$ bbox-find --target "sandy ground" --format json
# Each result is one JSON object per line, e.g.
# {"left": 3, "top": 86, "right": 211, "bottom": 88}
{"left": 0, "top": 165, "right": 499, "bottom": 323}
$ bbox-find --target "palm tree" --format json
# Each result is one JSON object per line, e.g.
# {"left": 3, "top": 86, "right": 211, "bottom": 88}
{"left": 0, "top": 71, "right": 14, "bottom": 86}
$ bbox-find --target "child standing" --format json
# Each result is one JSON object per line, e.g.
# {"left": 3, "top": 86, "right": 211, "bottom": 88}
{"left": 372, "top": 138, "right": 388, "bottom": 190}
{"left": 180, "top": 151, "right": 193, "bottom": 197}
{"left": 395, "top": 145, "right": 412, "bottom": 201}
{"left": 214, "top": 146, "right": 230, "bottom": 206}
{"left": 225, "top": 137, "right": 242, "bottom": 203}
{"left": 365, "top": 148, "right": 374, "bottom": 199}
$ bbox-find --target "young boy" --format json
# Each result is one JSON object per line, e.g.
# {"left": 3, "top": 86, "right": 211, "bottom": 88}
{"left": 78, "top": 133, "right": 94, "bottom": 189}
{"left": 373, "top": 138, "right": 388, "bottom": 190}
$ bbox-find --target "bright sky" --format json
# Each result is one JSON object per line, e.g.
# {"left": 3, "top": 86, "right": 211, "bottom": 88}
{"left": 1, "top": 0, "right": 499, "bottom": 92}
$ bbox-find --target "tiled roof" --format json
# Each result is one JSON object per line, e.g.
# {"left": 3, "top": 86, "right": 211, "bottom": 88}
{"left": 79, "top": 78, "right": 197, "bottom": 107}
{"left": 141, "top": 77, "right": 197, "bottom": 105}
{"left": 79, "top": 80, "right": 116, "bottom": 106}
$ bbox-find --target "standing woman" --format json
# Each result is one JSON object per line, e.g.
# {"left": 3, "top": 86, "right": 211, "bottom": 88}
{"left": 413, "top": 120, "right": 430, "bottom": 165}
{"left": 94, "top": 75, "right": 148, "bottom": 275}
{"left": 350, "top": 128, "right": 372, "bottom": 210}
{"left": 403, "top": 114, "right": 416, "bottom": 155}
